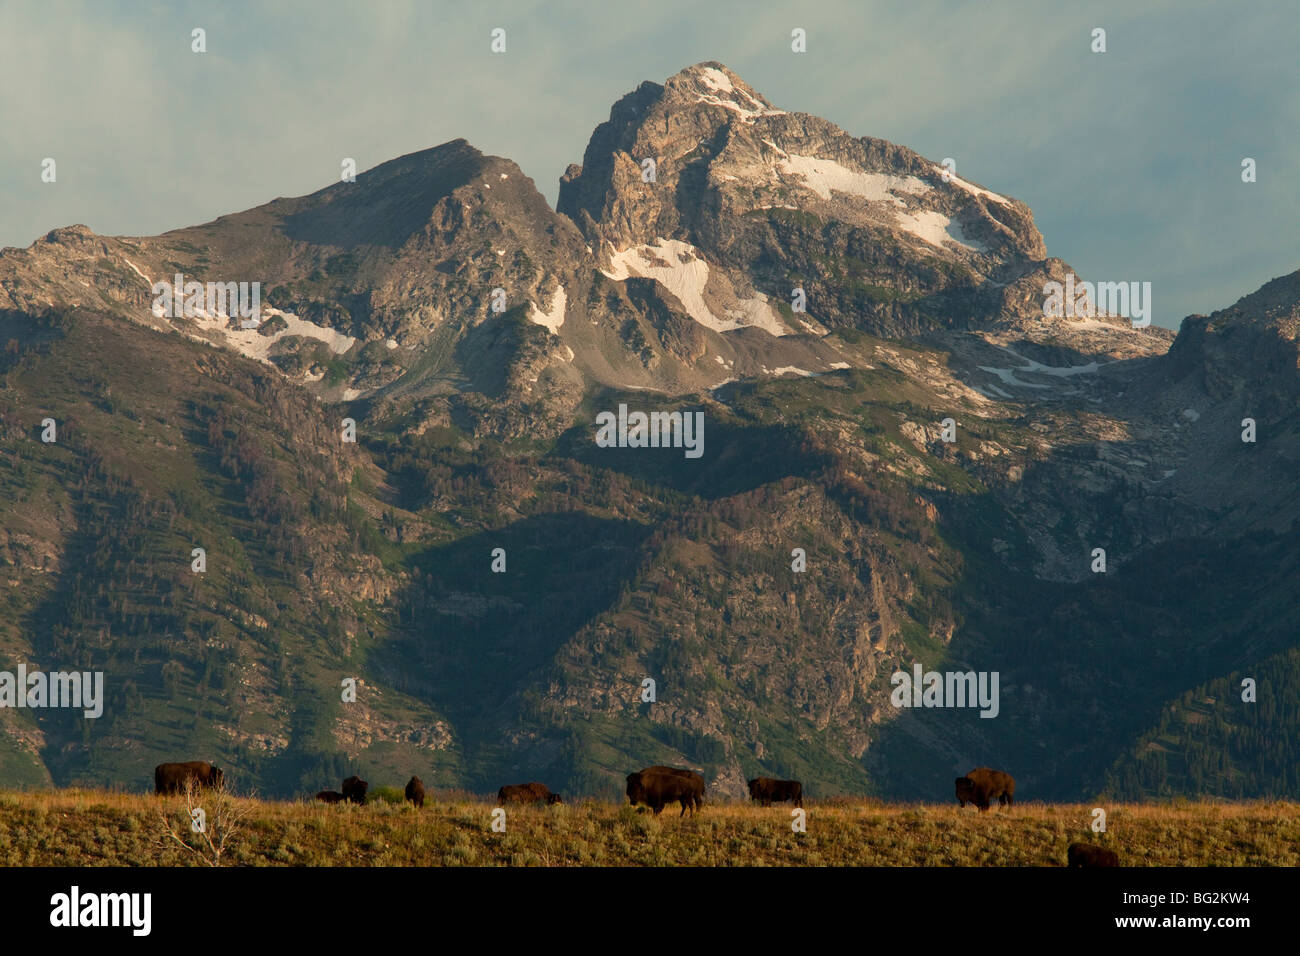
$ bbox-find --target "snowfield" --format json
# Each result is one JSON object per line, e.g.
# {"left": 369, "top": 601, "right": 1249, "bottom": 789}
{"left": 123, "top": 258, "right": 357, "bottom": 366}
{"left": 692, "top": 67, "right": 786, "bottom": 122}
{"left": 978, "top": 351, "right": 1103, "bottom": 389}
{"left": 778, "top": 154, "right": 929, "bottom": 204}
{"left": 601, "top": 239, "right": 787, "bottom": 336}
{"left": 528, "top": 285, "right": 567, "bottom": 334}
{"left": 773, "top": 155, "right": 986, "bottom": 253}
{"left": 895, "top": 209, "right": 988, "bottom": 253}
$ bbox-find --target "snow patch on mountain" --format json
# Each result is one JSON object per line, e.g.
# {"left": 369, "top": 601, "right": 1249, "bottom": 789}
{"left": 263, "top": 307, "right": 356, "bottom": 354}
{"left": 528, "top": 285, "right": 567, "bottom": 334}
{"left": 751, "top": 155, "right": 991, "bottom": 253}
{"left": 119, "top": 256, "right": 356, "bottom": 366}
{"left": 123, "top": 258, "right": 151, "bottom": 284}
{"left": 602, "top": 239, "right": 787, "bottom": 336}
{"left": 778, "top": 155, "right": 928, "bottom": 204}
{"left": 692, "top": 67, "right": 786, "bottom": 122}
{"left": 695, "top": 67, "right": 738, "bottom": 95}
{"left": 722, "top": 290, "right": 787, "bottom": 336}
{"left": 185, "top": 305, "right": 355, "bottom": 366}
{"left": 895, "top": 209, "right": 987, "bottom": 253}
{"left": 978, "top": 352, "right": 1103, "bottom": 389}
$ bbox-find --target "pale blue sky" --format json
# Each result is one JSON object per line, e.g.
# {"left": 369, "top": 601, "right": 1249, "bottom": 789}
{"left": 1, "top": 0, "right": 1295, "bottom": 328}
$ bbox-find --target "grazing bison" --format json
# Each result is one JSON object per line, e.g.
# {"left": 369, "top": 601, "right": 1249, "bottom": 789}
{"left": 747, "top": 777, "right": 803, "bottom": 807}
{"left": 1068, "top": 842, "right": 1119, "bottom": 867}
{"left": 497, "top": 782, "right": 563, "bottom": 805}
{"left": 643, "top": 766, "right": 706, "bottom": 804}
{"left": 341, "top": 775, "right": 368, "bottom": 805}
{"left": 405, "top": 776, "right": 425, "bottom": 809}
{"left": 315, "top": 790, "right": 345, "bottom": 804}
{"left": 154, "top": 761, "right": 225, "bottom": 795}
{"left": 955, "top": 767, "right": 1015, "bottom": 811}
{"left": 626, "top": 766, "right": 705, "bottom": 816}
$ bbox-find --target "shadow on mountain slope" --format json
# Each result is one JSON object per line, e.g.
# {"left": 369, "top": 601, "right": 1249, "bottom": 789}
{"left": 371, "top": 512, "right": 653, "bottom": 787}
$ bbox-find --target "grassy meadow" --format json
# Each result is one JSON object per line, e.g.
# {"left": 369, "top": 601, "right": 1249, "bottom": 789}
{"left": 0, "top": 789, "right": 1296, "bottom": 866}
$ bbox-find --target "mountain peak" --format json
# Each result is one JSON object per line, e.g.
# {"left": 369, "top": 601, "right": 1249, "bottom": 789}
{"left": 1211, "top": 267, "right": 1300, "bottom": 339}
{"left": 661, "top": 62, "right": 783, "bottom": 120}
{"left": 559, "top": 61, "right": 1066, "bottom": 339}
{"left": 225, "top": 137, "right": 540, "bottom": 252}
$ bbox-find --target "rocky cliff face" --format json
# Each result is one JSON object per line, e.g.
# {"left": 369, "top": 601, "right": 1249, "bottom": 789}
{"left": 561, "top": 63, "right": 1087, "bottom": 341}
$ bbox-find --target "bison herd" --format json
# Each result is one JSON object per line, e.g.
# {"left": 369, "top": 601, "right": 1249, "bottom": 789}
{"left": 150, "top": 759, "right": 1119, "bottom": 865}
{"left": 314, "top": 775, "right": 368, "bottom": 804}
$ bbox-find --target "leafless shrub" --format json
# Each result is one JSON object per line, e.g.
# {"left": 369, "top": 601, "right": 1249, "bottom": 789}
{"left": 156, "top": 778, "right": 252, "bottom": 866}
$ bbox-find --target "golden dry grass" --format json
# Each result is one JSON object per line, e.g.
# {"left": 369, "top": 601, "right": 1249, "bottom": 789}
{"left": 0, "top": 790, "right": 1295, "bottom": 866}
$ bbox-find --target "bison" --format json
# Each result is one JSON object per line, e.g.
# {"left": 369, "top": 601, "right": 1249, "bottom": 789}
{"left": 747, "top": 777, "right": 803, "bottom": 807}
{"left": 154, "top": 761, "right": 225, "bottom": 796}
{"left": 955, "top": 767, "right": 1015, "bottom": 811}
{"left": 626, "top": 766, "right": 705, "bottom": 816}
{"left": 405, "top": 776, "right": 425, "bottom": 809}
{"left": 497, "top": 782, "right": 563, "bottom": 805}
{"left": 1068, "top": 842, "right": 1119, "bottom": 867}
{"left": 341, "top": 775, "right": 368, "bottom": 805}
{"left": 315, "top": 790, "right": 345, "bottom": 804}
{"left": 643, "top": 766, "right": 706, "bottom": 805}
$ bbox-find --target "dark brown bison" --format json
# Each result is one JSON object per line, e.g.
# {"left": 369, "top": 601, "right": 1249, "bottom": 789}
{"left": 1068, "top": 842, "right": 1119, "bottom": 867}
{"left": 405, "top": 776, "right": 425, "bottom": 809}
{"left": 154, "top": 761, "right": 225, "bottom": 795}
{"left": 315, "top": 790, "right": 344, "bottom": 804}
{"left": 955, "top": 767, "right": 1015, "bottom": 811}
{"left": 341, "top": 775, "right": 368, "bottom": 805}
{"left": 626, "top": 766, "right": 705, "bottom": 816}
{"left": 497, "top": 782, "right": 563, "bottom": 805}
{"left": 748, "top": 777, "right": 803, "bottom": 807}
{"left": 643, "top": 766, "right": 706, "bottom": 803}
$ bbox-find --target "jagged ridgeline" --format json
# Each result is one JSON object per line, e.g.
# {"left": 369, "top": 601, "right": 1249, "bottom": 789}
{"left": 0, "top": 63, "right": 1297, "bottom": 800}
